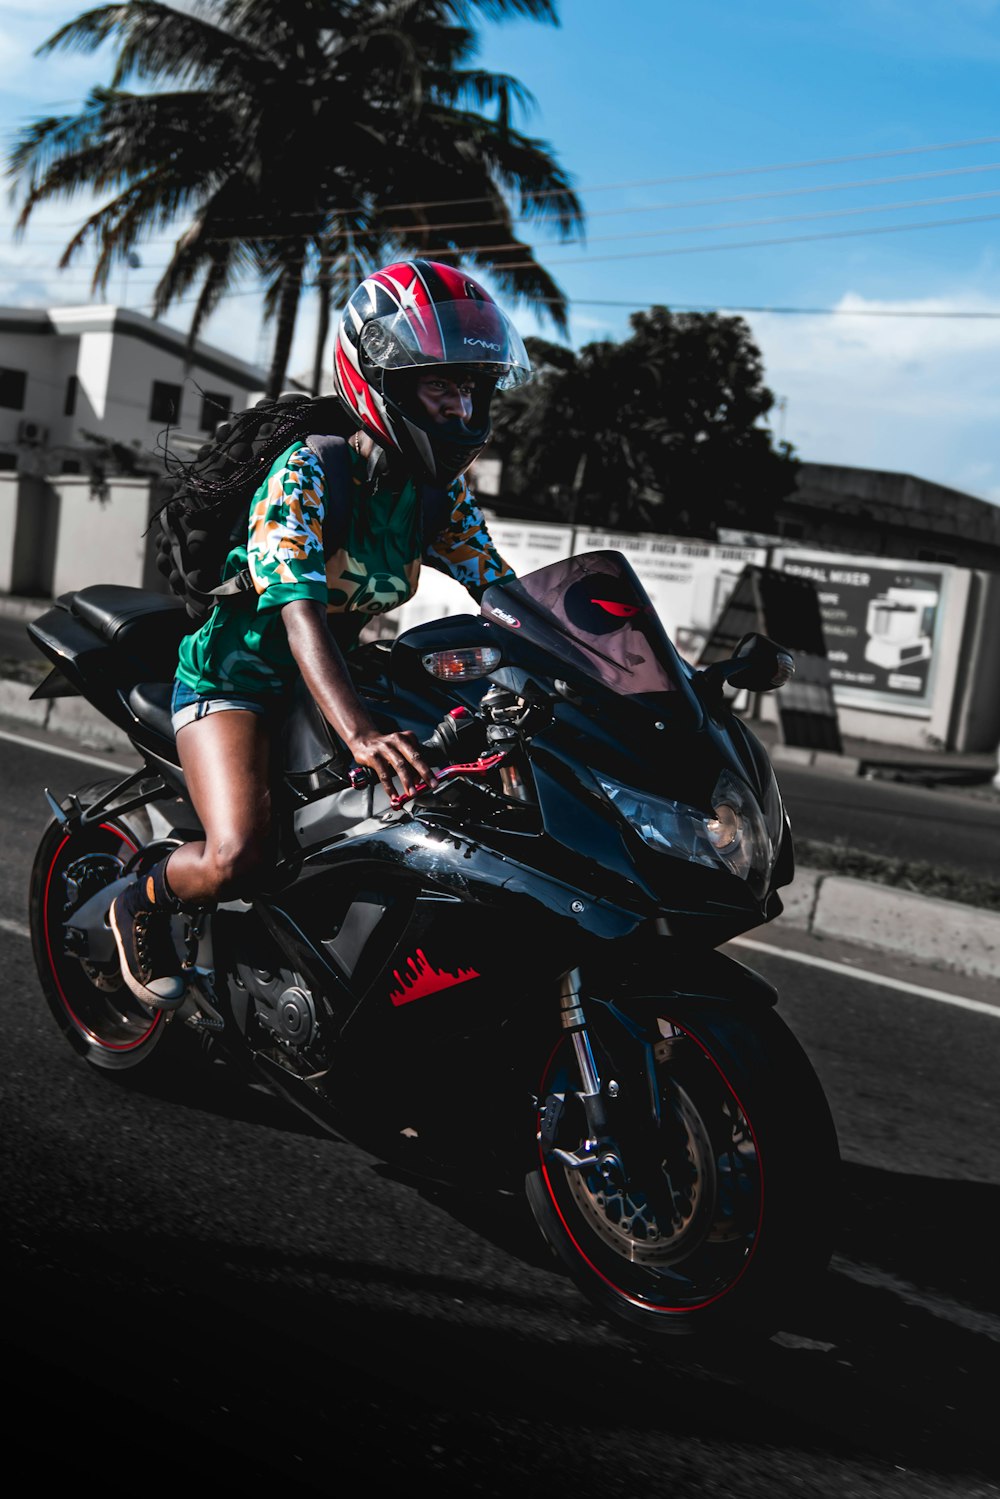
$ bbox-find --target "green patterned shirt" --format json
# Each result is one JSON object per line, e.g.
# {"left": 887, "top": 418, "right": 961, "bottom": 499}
{"left": 176, "top": 441, "right": 513, "bottom": 696}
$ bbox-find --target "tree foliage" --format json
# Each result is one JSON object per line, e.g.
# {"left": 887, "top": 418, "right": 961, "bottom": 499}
{"left": 491, "top": 307, "right": 799, "bottom": 540}
{"left": 8, "top": 0, "right": 583, "bottom": 396}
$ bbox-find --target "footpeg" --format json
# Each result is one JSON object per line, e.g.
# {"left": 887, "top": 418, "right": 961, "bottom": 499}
{"left": 180, "top": 970, "right": 226, "bottom": 1033}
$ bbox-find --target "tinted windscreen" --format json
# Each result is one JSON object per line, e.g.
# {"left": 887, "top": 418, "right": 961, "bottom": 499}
{"left": 481, "top": 551, "right": 685, "bottom": 698}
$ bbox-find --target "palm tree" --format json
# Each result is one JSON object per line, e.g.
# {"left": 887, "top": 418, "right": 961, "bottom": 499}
{"left": 8, "top": 0, "right": 584, "bottom": 397}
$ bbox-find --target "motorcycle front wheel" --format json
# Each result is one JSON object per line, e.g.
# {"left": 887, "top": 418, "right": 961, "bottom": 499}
{"left": 28, "top": 780, "right": 180, "bottom": 1073}
{"left": 525, "top": 999, "right": 840, "bottom": 1341}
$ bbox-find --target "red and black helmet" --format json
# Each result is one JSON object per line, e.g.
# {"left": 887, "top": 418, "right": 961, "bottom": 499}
{"left": 332, "top": 259, "right": 532, "bottom": 484}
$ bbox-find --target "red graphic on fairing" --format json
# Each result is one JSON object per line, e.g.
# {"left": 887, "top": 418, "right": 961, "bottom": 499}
{"left": 389, "top": 948, "right": 482, "bottom": 1006}
{"left": 593, "top": 598, "right": 642, "bottom": 618}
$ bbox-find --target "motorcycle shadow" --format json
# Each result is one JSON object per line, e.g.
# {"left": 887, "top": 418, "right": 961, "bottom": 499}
{"left": 93, "top": 1051, "right": 1000, "bottom": 1485}
{"left": 104, "top": 1045, "right": 334, "bottom": 1141}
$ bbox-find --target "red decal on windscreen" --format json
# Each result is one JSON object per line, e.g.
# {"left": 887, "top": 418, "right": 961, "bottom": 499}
{"left": 593, "top": 598, "right": 642, "bottom": 617}
{"left": 389, "top": 948, "right": 481, "bottom": 1006}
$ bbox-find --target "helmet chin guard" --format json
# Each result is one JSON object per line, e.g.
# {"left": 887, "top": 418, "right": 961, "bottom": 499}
{"left": 332, "top": 259, "right": 532, "bottom": 484}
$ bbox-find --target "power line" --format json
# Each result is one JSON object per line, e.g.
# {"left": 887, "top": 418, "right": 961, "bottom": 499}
{"left": 17, "top": 184, "right": 1000, "bottom": 281}
{"left": 18, "top": 133, "right": 1000, "bottom": 232}
{"left": 452, "top": 209, "right": 1000, "bottom": 270}
{"left": 567, "top": 301, "right": 1000, "bottom": 319}
{"left": 19, "top": 287, "right": 1000, "bottom": 322}
{"left": 384, "top": 187, "right": 1000, "bottom": 260}
{"left": 19, "top": 158, "right": 1000, "bottom": 248}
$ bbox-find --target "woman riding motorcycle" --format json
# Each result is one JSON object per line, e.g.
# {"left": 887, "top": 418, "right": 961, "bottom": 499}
{"left": 109, "top": 260, "right": 533, "bottom": 1008}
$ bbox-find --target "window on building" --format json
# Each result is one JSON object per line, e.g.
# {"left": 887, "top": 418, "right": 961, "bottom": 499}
{"left": 149, "top": 380, "right": 182, "bottom": 424}
{"left": 0, "top": 451, "right": 17, "bottom": 471}
{"left": 60, "top": 459, "right": 82, "bottom": 474}
{"left": 199, "top": 391, "right": 232, "bottom": 432}
{"left": 0, "top": 368, "right": 27, "bottom": 411}
{"left": 64, "top": 374, "right": 78, "bottom": 417}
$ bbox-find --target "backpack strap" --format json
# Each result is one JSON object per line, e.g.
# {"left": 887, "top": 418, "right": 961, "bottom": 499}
{"left": 304, "top": 433, "right": 354, "bottom": 560}
{"left": 198, "top": 435, "right": 353, "bottom": 606}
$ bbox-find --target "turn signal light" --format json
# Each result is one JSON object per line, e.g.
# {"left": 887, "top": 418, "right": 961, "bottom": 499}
{"left": 421, "top": 646, "right": 502, "bottom": 681}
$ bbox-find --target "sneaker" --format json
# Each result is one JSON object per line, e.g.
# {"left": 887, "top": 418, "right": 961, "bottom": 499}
{"left": 109, "top": 860, "right": 187, "bottom": 1008}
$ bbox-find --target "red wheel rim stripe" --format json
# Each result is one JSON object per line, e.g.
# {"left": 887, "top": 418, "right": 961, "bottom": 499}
{"left": 43, "top": 826, "right": 160, "bottom": 1050}
{"left": 537, "top": 1023, "right": 764, "bottom": 1314}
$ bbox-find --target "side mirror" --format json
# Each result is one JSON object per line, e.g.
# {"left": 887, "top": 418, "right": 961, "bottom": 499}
{"left": 696, "top": 633, "right": 795, "bottom": 701}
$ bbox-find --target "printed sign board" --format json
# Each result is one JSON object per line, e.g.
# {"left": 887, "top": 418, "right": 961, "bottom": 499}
{"left": 776, "top": 551, "right": 948, "bottom": 716}
{"left": 699, "top": 565, "right": 842, "bottom": 752}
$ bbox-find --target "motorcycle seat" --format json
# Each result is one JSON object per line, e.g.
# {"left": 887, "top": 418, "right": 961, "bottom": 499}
{"left": 128, "top": 680, "right": 175, "bottom": 742}
{"left": 66, "top": 585, "right": 187, "bottom": 647}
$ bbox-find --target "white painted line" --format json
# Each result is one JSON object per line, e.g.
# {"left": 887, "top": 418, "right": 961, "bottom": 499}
{"left": 731, "top": 935, "right": 1000, "bottom": 1019}
{"left": 1, "top": 916, "right": 30, "bottom": 940}
{"left": 832, "top": 1254, "right": 1000, "bottom": 1343}
{"left": 0, "top": 725, "right": 137, "bottom": 774}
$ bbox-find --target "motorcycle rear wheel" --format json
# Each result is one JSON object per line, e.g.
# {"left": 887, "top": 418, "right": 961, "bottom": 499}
{"left": 28, "top": 781, "right": 180, "bottom": 1072}
{"left": 525, "top": 999, "right": 839, "bottom": 1341}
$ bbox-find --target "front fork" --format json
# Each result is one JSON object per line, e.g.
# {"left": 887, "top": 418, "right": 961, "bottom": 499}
{"left": 541, "top": 968, "right": 626, "bottom": 1189}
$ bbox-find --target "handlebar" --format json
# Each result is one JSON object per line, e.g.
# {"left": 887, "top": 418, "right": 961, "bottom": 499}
{"left": 348, "top": 752, "right": 509, "bottom": 808}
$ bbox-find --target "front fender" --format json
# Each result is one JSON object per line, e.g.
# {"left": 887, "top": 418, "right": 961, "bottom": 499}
{"left": 583, "top": 940, "right": 777, "bottom": 1043}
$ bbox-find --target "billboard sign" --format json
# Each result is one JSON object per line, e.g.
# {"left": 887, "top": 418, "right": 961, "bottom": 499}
{"left": 777, "top": 550, "right": 948, "bottom": 714}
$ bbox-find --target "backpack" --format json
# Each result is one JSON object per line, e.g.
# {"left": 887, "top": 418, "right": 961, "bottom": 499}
{"left": 152, "top": 392, "right": 354, "bottom": 626}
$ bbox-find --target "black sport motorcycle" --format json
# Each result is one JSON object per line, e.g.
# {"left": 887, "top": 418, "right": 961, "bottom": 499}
{"left": 26, "top": 549, "right": 839, "bottom": 1342}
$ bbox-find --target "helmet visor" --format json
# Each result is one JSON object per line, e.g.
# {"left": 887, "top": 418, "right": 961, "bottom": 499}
{"left": 360, "top": 299, "right": 532, "bottom": 389}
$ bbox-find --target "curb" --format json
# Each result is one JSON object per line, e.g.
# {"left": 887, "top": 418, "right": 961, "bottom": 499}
{"left": 3, "top": 674, "right": 997, "bottom": 981}
{"left": 770, "top": 745, "right": 863, "bottom": 777}
{"left": 778, "top": 868, "right": 1000, "bottom": 981}
{"left": 0, "top": 674, "right": 134, "bottom": 755}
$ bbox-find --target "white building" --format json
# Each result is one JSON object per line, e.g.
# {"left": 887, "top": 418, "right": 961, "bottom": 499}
{"left": 0, "top": 303, "right": 279, "bottom": 474}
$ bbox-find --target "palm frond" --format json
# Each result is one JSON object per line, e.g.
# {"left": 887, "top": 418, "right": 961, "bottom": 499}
{"left": 39, "top": 1, "right": 265, "bottom": 90}
{"left": 428, "top": 67, "right": 536, "bottom": 119}
{"left": 447, "top": 1, "right": 559, "bottom": 23}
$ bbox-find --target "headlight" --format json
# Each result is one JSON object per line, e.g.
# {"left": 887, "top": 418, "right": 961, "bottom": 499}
{"left": 595, "top": 768, "right": 777, "bottom": 897}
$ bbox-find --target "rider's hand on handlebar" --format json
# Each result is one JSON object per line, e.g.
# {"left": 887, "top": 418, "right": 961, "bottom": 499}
{"left": 346, "top": 729, "right": 438, "bottom": 802}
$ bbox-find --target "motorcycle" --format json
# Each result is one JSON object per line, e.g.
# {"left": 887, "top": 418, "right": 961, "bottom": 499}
{"left": 26, "top": 549, "right": 839, "bottom": 1342}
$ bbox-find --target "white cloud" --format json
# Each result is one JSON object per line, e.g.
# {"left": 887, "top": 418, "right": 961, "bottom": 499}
{"left": 744, "top": 290, "right": 1000, "bottom": 502}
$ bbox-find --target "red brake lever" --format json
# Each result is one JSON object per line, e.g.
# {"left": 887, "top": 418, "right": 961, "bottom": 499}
{"left": 388, "top": 752, "right": 508, "bottom": 808}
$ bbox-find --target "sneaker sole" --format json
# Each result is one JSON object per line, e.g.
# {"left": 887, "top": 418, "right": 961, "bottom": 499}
{"left": 108, "top": 899, "right": 188, "bottom": 1010}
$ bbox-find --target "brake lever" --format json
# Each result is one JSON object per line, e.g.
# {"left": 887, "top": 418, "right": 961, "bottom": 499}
{"left": 387, "top": 752, "right": 509, "bottom": 809}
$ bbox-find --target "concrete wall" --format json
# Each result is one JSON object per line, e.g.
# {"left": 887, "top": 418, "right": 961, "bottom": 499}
{"left": 779, "top": 462, "right": 1000, "bottom": 571}
{"left": 0, "top": 325, "right": 60, "bottom": 452}
{"left": 50, "top": 475, "right": 155, "bottom": 597}
{"left": 0, "top": 474, "right": 16, "bottom": 593}
{"left": 0, "top": 472, "right": 61, "bottom": 596}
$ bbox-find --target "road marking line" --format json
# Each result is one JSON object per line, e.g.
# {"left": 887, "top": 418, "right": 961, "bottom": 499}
{"left": 832, "top": 1255, "right": 1000, "bottom": 1342}
{"left": 0, "top": 725, "right": 137, "bottom": 773}
{"left": 1, "top": 917, "right": 30, "bottom": 940}
{"left": 731, "top": 935, "right": 1000, "bottom": 1018}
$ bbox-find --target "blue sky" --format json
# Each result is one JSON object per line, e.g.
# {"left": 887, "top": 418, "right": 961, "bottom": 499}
{"left": 3, "top": 1, "right": 1000, "bottom": 502}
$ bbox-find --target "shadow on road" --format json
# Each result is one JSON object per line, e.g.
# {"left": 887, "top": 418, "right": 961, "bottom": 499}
{"left": 6, "top": 1049, "right": 997, "bottom": 1498}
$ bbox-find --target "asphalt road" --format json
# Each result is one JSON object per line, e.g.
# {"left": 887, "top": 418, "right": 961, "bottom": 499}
{"left": 3, "top": 732, "right": 1000, "bottom": 1497}
{"left": 0, "top": 610, "right": 42, "bottom": 667}
{"left": 775, "top": 761, "right": 1000, "bottom": 880}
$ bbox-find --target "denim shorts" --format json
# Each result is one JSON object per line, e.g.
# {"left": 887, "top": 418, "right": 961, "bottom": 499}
{"left": 170, "top": 679, "right": 278, "bottom": 733}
